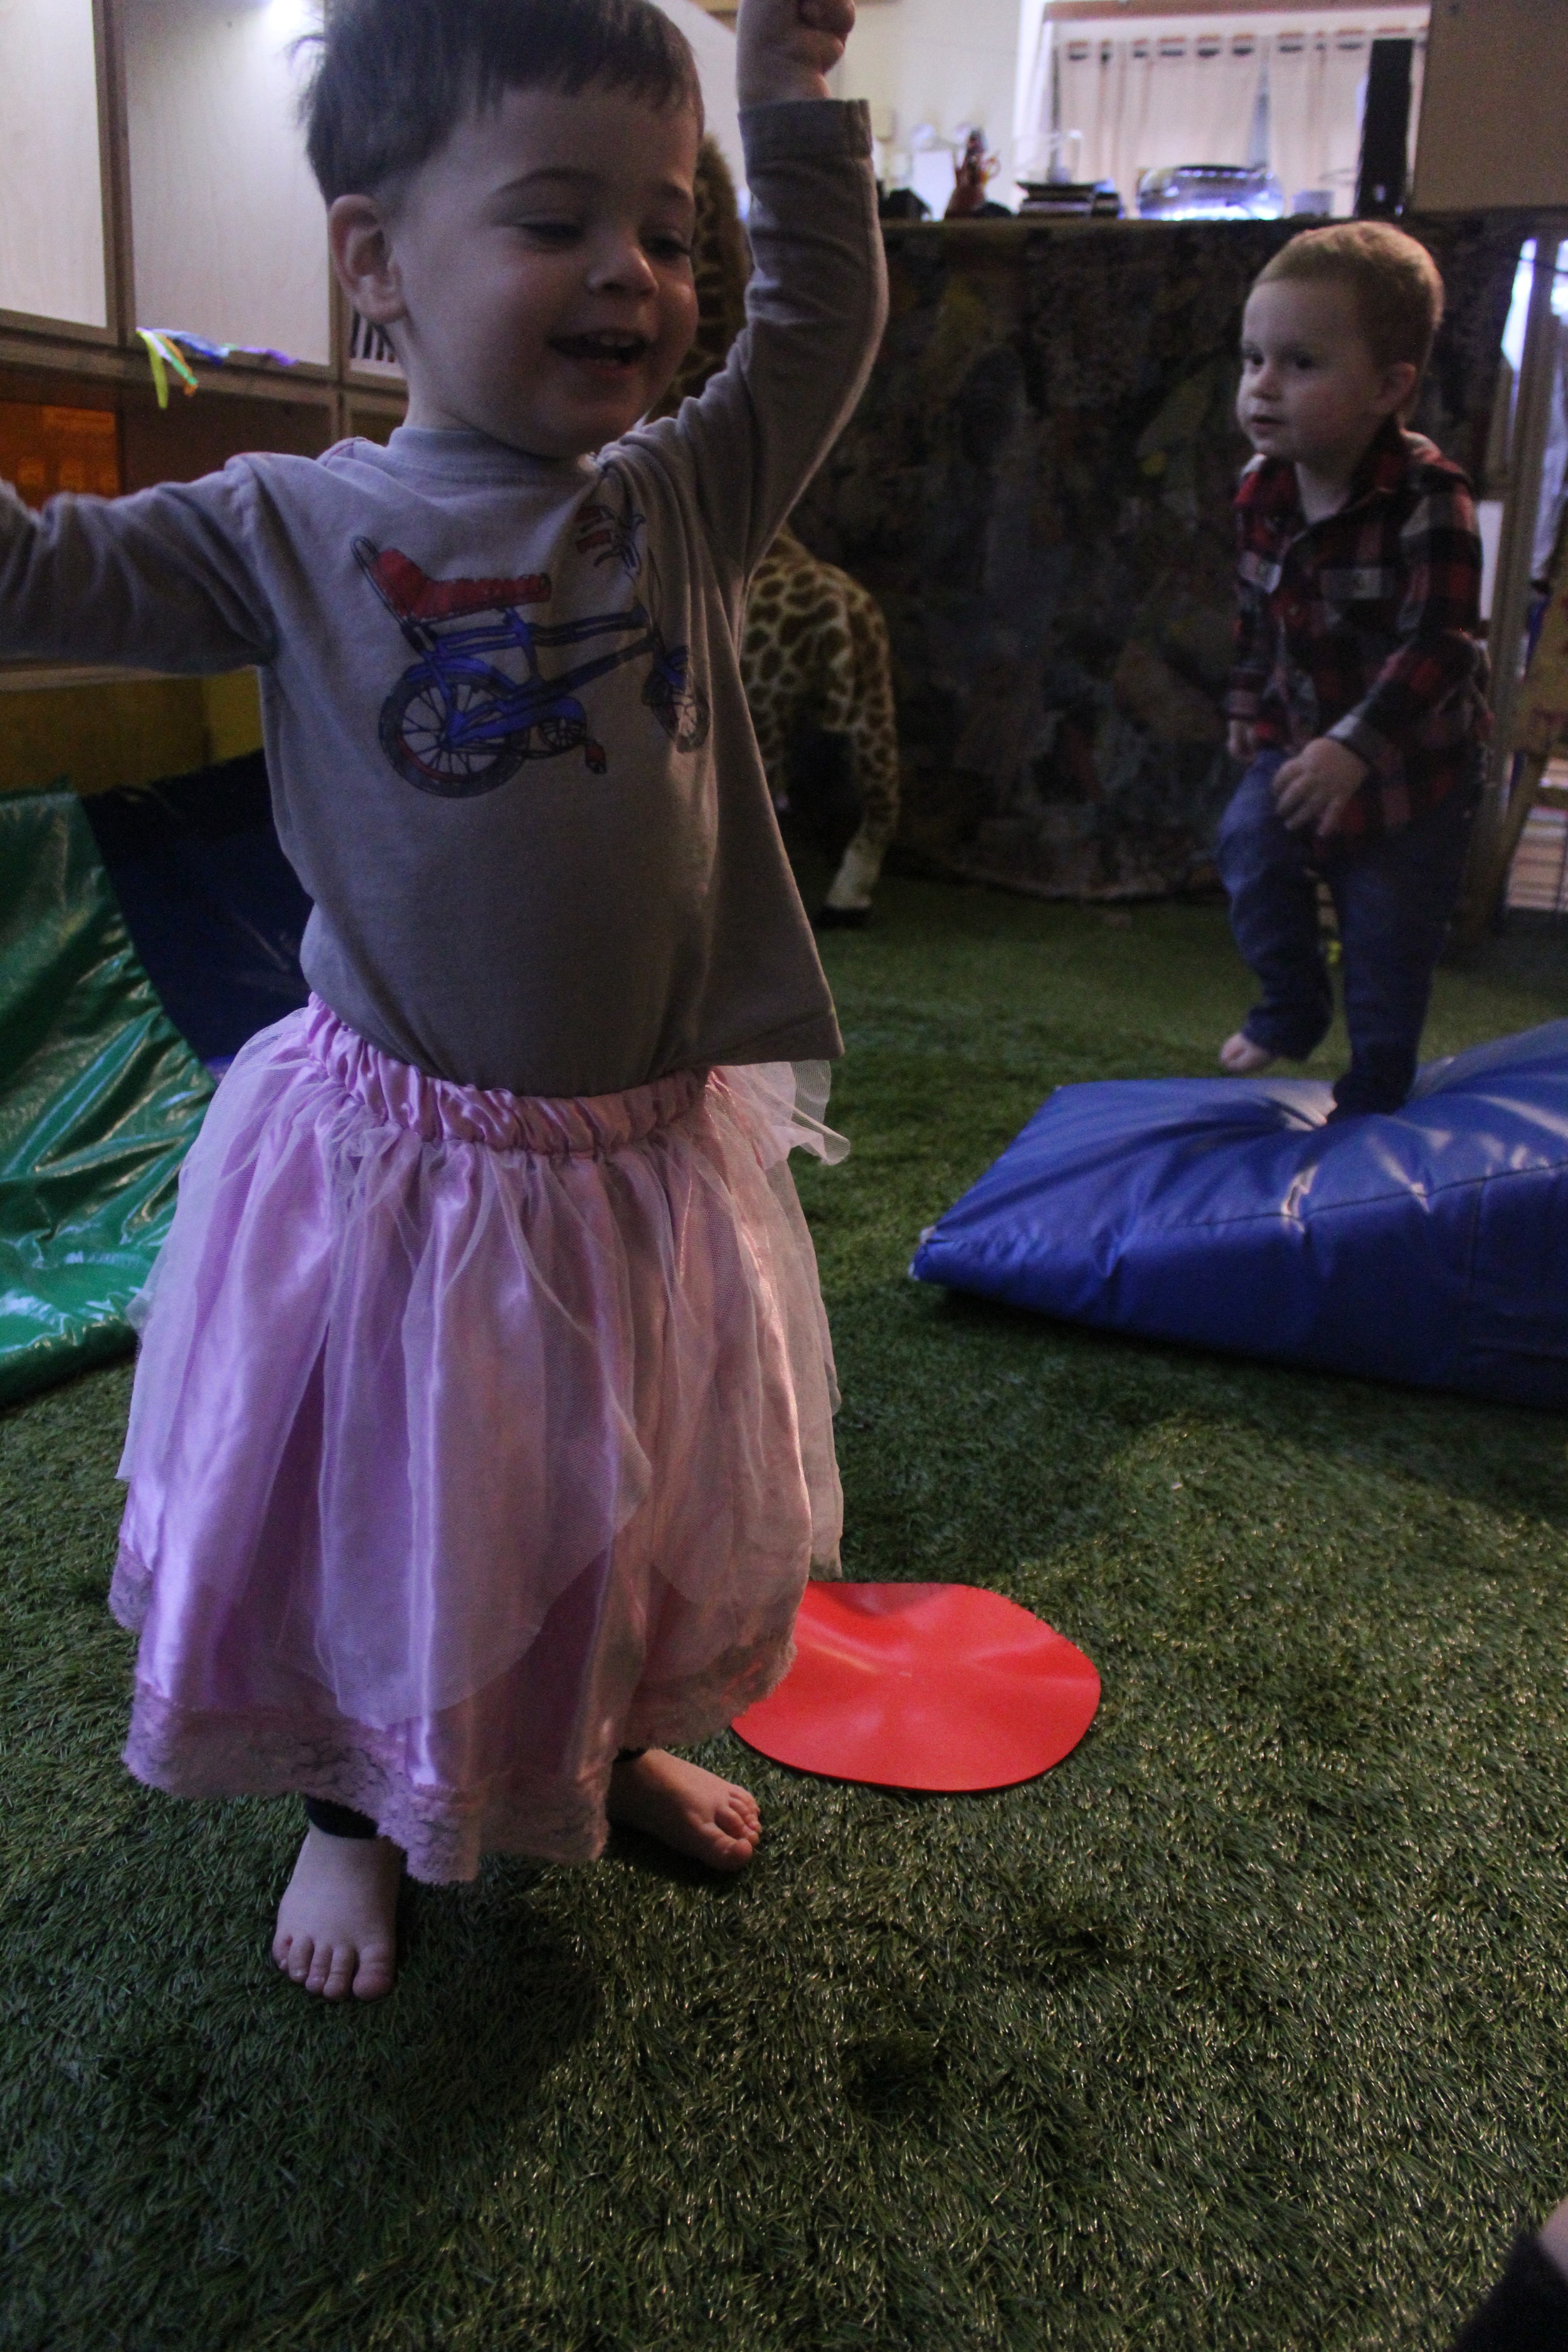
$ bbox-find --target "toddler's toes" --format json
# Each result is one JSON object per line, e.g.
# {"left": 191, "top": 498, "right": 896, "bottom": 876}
{"left": 701, "top": 1806, "right": 758, "bottom": 1869}
{"left": 306, "top": 1939, "right": 342, "bottom": 1998}
{"left": 718, "top": 1786, "right": 761, "bottom": 1838}
{"left": 329, "top": 1947, "right": 359, "bottom": 2000}
{"left": 273, "top": 1826, "right": 402, "bottom": 2001}
{"left": 701, "top": 1782, "right": 761, "bottom": 1868}
{"left": 351, "top": 1942, "right": 397, "bottom": 2003}
{"left": 1219, "top": 1030, "right": 1276, "bottom": 1075}
{"left": 314, "top": 1937, "right": 363, "bottom": 2002}
{"left": 608, "top": 1749, "right": 763, "bottom": 1873}
{"left": 279, "top": 1931, "right": 315, "bottom": 1984}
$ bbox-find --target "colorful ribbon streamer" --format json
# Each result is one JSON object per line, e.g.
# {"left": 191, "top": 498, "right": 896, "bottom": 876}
{"left": 135, "top": 329, "right": 198, "bottom": 410}
{"left": 136, "top": 329, "right": 302, "bottom": 409}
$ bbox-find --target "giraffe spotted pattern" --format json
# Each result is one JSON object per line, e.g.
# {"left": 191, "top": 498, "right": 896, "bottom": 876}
{"left": 742, "top": 528, "right": 901, "bottom": 912}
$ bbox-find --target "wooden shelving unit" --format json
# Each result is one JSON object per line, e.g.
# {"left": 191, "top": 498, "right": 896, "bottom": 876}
{"left": 0, "top": 0, "right": 404, "bottom": 788}
{"left": 0, "top": 0, "right": 405, "bottom": 482}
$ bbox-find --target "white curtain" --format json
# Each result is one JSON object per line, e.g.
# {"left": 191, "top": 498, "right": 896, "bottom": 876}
{"left": 1109, "top": 40, "right": 1155, "bottom": 201}
{"left": 1146, "top": 34, "right": 1266, "bottom": 174}
{"left": 1267, "top": 31, "right": 1328, "bottom": 213}
{"left": 1047, "top": 12, "right": 1428, "bottom": 218}
{"left": 1057, "top": 30, "right": 1263, "bottom": 199}
{"left": 1318, "top": 29, "right": 1374, "bottom": 211}
{"left": 1054, "top": 36, "right": 1118, "bottom": 189}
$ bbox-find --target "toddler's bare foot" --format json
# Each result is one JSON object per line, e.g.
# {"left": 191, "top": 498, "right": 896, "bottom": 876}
{"left": 1219, "top": 1030, "right": 1276, "bottom": 1075}
{"left": 272, "top": 1825, "right": 401, "bottom": 2001}
{"left": 607, "top": 1749, "right": 761, "bottom": 1872}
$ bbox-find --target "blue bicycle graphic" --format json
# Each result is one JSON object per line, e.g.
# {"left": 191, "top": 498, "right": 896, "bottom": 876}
{"left": 354, "top": 538, "right": 709, "bottom": 798}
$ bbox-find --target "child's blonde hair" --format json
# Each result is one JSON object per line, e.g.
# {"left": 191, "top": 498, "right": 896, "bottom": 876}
{"left": 1253, "top": 221, "right": 1445, "bottom": 379}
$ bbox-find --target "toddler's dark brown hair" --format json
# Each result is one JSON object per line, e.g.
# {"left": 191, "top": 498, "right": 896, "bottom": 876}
{"left": 302, "top": 0, "right": 704, "bottom": 204}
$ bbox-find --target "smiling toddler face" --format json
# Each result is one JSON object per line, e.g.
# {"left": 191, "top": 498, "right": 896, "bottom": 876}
{"left": 383, "top": 82, "right": 701, "bottom": 457}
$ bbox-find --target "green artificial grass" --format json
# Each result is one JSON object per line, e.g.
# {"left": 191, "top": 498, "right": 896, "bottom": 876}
{"left": 4, "top": 883, "right": 1568, "bottom": 2350}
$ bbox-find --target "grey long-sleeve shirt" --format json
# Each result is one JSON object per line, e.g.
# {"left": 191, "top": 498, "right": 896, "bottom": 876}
{"left": 0, "top": 100, "right": 886, "bottom": 1096}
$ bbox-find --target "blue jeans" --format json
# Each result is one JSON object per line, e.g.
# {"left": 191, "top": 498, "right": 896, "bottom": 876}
{"left": 1214, "top": 751, "right": 1480, "bottom": 1116}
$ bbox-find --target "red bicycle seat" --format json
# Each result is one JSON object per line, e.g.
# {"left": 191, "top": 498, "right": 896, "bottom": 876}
{"left": 733, "top": 1582, "right": 1100, "bottom": 1791}
{"left": 365, "top": 546, "right": 551, "bottom": 622}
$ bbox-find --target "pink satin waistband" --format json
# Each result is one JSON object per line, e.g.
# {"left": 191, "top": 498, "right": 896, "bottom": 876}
{"left": 304, "top": 996, "right": 706, "bottom": 1154}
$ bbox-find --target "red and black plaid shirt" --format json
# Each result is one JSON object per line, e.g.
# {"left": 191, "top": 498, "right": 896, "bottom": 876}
{"left": 1226, "top": 416, "right": 1490, "bottom": 841}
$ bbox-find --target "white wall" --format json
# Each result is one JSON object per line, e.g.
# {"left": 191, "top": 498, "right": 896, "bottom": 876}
{"left": 0, "top": 0, "right": 107, "bottom": 327}
{"left": 654, "top": 0, "right": 743, "bottom": 194}
{"left": 836, "top": 0, "right": 1027, "bottom": 209}
{"left": 124, "top": 0, "right": 331, "bottom": 364}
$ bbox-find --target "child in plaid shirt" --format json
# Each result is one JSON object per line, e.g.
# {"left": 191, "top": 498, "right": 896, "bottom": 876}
{"left": 1217, "top": 222, "right": 1490, "bottom": 1116}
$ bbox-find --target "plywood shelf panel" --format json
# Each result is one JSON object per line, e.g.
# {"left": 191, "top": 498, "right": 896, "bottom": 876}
{"left": 124, "top": 0, "right": 330, "bottom": 367}
{"left": 0, "top": 0, "right": 109, "bottom": 331}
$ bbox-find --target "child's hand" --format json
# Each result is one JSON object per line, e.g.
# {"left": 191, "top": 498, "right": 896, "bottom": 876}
{"left": 1272, "top": 736, "right": 1367, "bottom": 837}
{"left": 736, "top": 0, "right": 856, "bottom": 108}
{"left": 1227, "top": 719, "right": 1256, "bottom": 763}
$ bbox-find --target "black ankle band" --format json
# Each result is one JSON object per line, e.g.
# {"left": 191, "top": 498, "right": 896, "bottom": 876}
{"left": 304, "top": 1795, "right": 378, "bottom": 1840}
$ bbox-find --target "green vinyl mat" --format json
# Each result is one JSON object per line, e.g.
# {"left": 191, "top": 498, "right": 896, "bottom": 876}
{"left": 0, "top": 792, "right": 211, "bottom": 1407}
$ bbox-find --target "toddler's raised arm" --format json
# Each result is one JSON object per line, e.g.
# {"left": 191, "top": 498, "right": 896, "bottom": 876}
{"left": 632, "top": 0, "right": 887, "bottom": 583}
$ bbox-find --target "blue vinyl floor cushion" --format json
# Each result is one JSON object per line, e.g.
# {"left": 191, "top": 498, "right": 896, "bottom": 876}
{"left": 911, "top": 1024, "right": 1568, "bottom": 1408}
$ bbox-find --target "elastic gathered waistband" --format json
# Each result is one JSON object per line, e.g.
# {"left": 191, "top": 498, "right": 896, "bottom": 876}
{"left": 303, "top": 996, "right": 707, "bottom": 1153}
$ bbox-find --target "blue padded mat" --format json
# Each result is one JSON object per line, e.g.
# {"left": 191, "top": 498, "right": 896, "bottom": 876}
{"left": 909, "top": 1022, "right": 1568, "bottom": 1409}
{"left": 82, "top": 751, "right": 310, "bottom": 1067}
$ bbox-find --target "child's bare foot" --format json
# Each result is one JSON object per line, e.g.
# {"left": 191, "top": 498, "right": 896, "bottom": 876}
{"left": 272, "top": 1826, "right": 402, "bottom": 2001}
{"left": 607, "top": 1749, "right": 761, "bottom": 1872}
{"left": 1219, "top": 1030, "right": 1277, "bottom": 1075}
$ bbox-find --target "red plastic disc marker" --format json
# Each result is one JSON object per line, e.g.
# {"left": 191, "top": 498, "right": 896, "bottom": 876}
{"left": 732, "top": 1582, "right": 1100, "bottom": 1793}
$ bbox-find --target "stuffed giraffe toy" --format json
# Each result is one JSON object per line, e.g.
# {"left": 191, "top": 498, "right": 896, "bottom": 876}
{"left": 738, "top": 526, "right": 901, "bottom": 919}
{"left": 655, "top": 139, "right": 901, "bottom": 923}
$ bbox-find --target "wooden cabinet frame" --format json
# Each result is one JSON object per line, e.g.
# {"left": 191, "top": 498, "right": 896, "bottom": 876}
{"left": 0, "top": 0, "right": 403, "bottom": 434}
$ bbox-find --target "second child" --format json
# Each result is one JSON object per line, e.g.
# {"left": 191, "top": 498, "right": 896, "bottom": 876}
{"left": 1217, "top": 222, "right": 1489, "bottom": 1116}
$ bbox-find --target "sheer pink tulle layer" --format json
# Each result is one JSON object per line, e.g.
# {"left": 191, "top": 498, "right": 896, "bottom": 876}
{"left": 112, "top": 999, "right": 842, "bottom": 1881}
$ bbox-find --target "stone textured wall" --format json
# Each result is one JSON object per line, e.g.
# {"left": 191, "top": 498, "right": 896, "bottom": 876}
{"left": 792, "top": 215, "right": 1523, "bottom": 899}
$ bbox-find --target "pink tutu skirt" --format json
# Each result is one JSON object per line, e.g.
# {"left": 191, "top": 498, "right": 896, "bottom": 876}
{"left": 112, "top": 998, "right": 843, "bottom": 1881}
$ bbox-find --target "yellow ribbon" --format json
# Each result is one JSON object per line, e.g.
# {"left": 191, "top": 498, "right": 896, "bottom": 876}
{"left": 136, "top": 329, "right": 199, "bottom": 410}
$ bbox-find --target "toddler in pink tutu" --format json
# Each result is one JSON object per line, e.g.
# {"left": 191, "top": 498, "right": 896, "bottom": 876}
{"left": 0, "top": 0, "right": 884, "bottom": 1997}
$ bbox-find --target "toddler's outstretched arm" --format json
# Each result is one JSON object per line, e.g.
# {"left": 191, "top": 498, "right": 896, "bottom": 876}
{"left": 0, "top": 469, "right": 275, "bottom": 677}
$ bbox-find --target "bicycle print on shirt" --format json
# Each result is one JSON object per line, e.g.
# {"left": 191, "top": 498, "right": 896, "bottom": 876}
{"left": 355, "top": 467, "right": 710, "bottom": 798}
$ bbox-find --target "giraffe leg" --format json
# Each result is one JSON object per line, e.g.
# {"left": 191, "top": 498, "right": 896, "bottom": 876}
{"left": 743, "top": 534, "right": 901, "bottom": 928}
{"left": 821, "top": 827, "right": 886, "bottom": 916}
{"left": 820, "top": 588, "right": 899, "bottom": 919}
